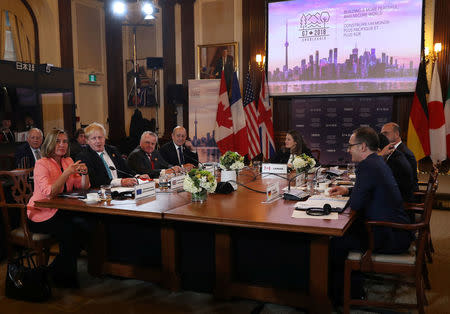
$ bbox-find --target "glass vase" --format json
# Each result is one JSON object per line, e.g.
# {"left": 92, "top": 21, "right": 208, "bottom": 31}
{"left": 191, "top": 189, "right": 207, "bottom": 203}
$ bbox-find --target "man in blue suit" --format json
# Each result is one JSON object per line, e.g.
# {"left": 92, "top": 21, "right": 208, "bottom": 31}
{"left": 328, "top": 127, "right": 413, "bottom": 304}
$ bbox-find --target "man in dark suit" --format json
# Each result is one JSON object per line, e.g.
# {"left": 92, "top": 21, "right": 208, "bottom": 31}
{"left": 328, "top": 127, "right": 413, "bottom": 304}
{"left": 380, "top": 122, "right": 418, "bottom": 191}
{"left": 76, "top": 122, "right": 137, "bottom": 188}
{"left": 213, "top": 48, "right": 234, "bottom": 93}
{"left": 159, "top": 126, "right": 199, "bottom": 168}
{"left": 70, "top": 128, "right": 88, "bottom": 160}
{"left": 127, "top": 131, "right": 180, "bottom": 178}
{"left": 14, "top": 128, "right": 43, "bottom": 168}
{"left": 378, "top": 133, "right": 415, "bottom": 201}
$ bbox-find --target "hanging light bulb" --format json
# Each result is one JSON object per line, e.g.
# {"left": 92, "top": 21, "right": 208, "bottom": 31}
{"left": 112, "top": 1, "right": 127, "bottom": 16}
{"left": 142, "top": 2, "right": 154, "bottom": 20}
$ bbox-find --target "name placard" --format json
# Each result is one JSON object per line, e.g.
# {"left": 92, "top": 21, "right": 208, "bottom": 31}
{"left": 261, "top": 163, "right": 288, "bottom": 174}
{"left": 170, "top": 175, "right": 185, "bottom": 191}
{"left": 266, "top": 182, "right": 280, "bottom": 202}
{"left": 135, "top": 181, "right": 156, "bottom": 200}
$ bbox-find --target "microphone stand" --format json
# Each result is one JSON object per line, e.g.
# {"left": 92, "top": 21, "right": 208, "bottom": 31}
{"left": 109, "top": 166, "right": 137, "bottom": 178}
{"left": 283, "top": 171, "right": 310, "bottom": 201}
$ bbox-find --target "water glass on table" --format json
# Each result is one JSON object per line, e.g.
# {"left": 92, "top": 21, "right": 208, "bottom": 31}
{"left": 347, "top": 163, "right": 355, "bottom": 175}
{"left": 99, "top": 185, "right": 112, "bottom": 202}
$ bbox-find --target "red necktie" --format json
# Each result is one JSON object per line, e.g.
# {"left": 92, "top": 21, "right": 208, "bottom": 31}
{"left": 147, "top": 153, "right": 154, "bottom": 170}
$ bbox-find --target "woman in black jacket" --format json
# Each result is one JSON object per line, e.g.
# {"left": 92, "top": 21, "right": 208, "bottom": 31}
{"left": 270, "top": 130, "right": 314, "bottom": 165}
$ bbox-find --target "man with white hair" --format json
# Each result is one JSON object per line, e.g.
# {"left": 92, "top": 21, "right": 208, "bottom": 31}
{"left": 127, "top": 131, "right": 180, "bottom": 178}
{"left": 76, "top": 122, "right": 140, "bottom": 188}
{"left": 14, "top": 128, "right": 43, "bottom": 168}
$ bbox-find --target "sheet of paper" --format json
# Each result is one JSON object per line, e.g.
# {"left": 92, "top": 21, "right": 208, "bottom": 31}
{"left": 292, "top": 211, "right": 338, "bottom": 219}
{"left": 295, "top": 194, "right": 348, "bottom": 210}
{"left": 111, "top": 187, "right": 135, "bottom": 193}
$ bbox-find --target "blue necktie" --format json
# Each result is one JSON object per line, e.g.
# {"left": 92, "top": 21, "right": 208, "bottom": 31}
{"left": 100, "top": 152, "right": 113, "bottom": 179}
{"left": 178, "top": 146, "right": 185, "bottom": 165}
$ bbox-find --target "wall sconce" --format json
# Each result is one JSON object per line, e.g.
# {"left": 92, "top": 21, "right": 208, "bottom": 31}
{"left": 425, "top": 42, "right": 442, "bottom": 63}
{"left": 255, "top": 54, "right": 266, "bottom": 70}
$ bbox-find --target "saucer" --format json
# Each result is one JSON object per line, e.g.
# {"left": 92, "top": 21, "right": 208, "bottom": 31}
{"left": 83, "top": 199, "right": 99, "bottom": 205}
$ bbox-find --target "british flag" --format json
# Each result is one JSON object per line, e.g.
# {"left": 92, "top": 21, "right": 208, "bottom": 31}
{"left": 258, "top": 70, "right": 275, "bottom": 160}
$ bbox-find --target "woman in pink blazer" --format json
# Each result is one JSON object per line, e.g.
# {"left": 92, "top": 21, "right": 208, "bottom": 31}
{"left": 27, "top": 129, "right": 90, "bottom": 288}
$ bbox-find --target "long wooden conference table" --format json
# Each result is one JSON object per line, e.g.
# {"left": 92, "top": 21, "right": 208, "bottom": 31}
{"left": 35, "top": 169, "right": 355, "bottom": 313}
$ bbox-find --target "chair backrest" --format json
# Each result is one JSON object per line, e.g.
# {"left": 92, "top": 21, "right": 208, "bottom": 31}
{"left": 0, "top": 168, "right": 34, "bottom": 205}
{"left": 311, "top": 149, "right": 321, "bottom": 163}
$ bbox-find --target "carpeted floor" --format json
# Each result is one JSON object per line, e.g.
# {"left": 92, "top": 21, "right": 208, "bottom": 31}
{"left": 0, "top": 209, "right": 449, "bottom": 314}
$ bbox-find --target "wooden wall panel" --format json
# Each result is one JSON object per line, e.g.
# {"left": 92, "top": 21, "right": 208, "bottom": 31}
{"left": 181, "top": 0, "right": 195, "bottom": 134}
{"left": 434, "top": 0, "right": 450, "bottom": 98}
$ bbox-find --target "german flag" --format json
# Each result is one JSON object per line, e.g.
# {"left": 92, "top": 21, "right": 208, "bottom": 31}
{"left": 407, "top": 60, "right": 430, "bottom": 161}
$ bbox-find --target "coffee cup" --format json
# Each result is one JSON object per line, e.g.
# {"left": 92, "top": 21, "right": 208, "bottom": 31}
{"left": 318, "top": 182, "right": 329, "bottom": 191}
{"left": 86, "top": 193, "right": 99, "bottom": 201}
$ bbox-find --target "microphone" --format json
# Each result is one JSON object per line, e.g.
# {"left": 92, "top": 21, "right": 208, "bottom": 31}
{"left": 109, "top": 166, "right": 136, "bottom": 178}
{"left": 283, "top": 172, "right": 310, "bottom": 201}
{"left": 182, "top": 146, "right": 204, "bottom": 168}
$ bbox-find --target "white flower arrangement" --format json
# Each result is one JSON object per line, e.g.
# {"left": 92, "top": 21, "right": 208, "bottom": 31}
{"left": 183, "top": 169, "right": 217, "bottom": 194}
{"left": 292, "top": 153, "right": 316, "bottom": 173}
{"left": 219, "top": 151, "right": 245, "bottom": 171}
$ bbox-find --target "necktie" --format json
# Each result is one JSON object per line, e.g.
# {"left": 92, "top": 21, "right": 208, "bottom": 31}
{"left": 147, "top": 153, "right": 154, "bottom": 170}
{"left": 100, "top": 152, "right": 113, "bottom": 179}
{"left": 178, "top": 146, "right": 185, "bottom": 165}
{"left": 34, "top": 149, "right": 41, "bottom": 160}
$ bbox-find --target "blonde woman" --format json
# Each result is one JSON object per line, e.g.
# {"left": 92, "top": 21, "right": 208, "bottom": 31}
{"left": 27, "top": 129, "right": 90, "bottom": 288}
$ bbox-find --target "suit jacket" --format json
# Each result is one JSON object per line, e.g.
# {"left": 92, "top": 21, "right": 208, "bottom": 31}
{"left": 214, "top": 55, "right": 234, "bottom": 91}
{"left": 76, "top": 145, "right": 131, "bottom": 188}
{"left": 270, "top": 145, "right": 314, "bottom": 164}
{"left": 69, "top": 139, "right": 87, "bottom": 160}
{"left": 127, "top": 147, "right": 171, "bottom": 178}
{"left": 159, "top": 142, "right": 199, "bottom": 167}
{"left": 348, "top": 153, "right": 412, "bottom": 252}
{"left": 397, "top": 142, "right": 418, "bottom": 190}
{"left": 386, "top": 149, "right": 415, "bottom": 201}
{"left": 14, "top": 142, "right": 37, "bottom": 168}
{"left": 27, "top": 157, "right": 85, "bottom": 222}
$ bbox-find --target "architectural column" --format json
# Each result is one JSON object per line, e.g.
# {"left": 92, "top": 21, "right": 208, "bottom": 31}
{"left": 105, "top": 2, "right": 126, "bottom": 143}
{"left": 161, "top": 0, "right": 177, "bottom": 138}
{"left": 58, "top": 0, "right": 75, "bottom": 136}
{"left": 180, "top": 0, "right": 195, "bottom": 131}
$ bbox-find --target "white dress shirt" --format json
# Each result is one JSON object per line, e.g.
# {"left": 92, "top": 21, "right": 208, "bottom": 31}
{"left": 97, "top": 151, "right": 122, "bottom": 187}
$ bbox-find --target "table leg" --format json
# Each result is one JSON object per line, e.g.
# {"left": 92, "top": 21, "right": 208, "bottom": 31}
{"left": 309, "top": 235, "right": 332, "bottom": 314}
{"left": 215, "top": 227, "right": 232, "bottom": 299}
{"left": 161, "top": 222, "right": 180, "bottom": 291}
{"left": 88, "top": 220, "right": 106, "bottom": 276}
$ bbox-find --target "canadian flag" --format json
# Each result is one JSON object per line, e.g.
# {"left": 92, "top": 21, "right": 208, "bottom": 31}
{"left": 214, "top": 72, "right": 234, "bottom": 154}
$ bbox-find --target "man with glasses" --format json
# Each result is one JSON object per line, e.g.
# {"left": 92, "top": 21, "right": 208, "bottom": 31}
{"left": 327, "top": 127, "right": 413, "bottom": 306}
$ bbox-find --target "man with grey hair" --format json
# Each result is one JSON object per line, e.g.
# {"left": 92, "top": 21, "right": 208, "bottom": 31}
{"left": 14, "top": 127, "right": 43, "bottom": 168}
{"left": 127, "top": 131, "right": 179, "bottom": 178}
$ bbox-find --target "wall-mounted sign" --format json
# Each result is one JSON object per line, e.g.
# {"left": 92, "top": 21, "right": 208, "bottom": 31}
{"left": 89, "top": 73, "right": 97, "bottom": 82}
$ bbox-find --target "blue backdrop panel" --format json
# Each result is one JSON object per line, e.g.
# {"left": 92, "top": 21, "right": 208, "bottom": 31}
{"left": 292, "top": 96, "right": 393, "bottom": 165}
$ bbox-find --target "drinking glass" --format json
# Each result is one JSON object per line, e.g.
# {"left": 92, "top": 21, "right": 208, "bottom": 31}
{"left": 347, "top": 163, "right": 355, "bottom": 175}
{"left": 99, "top": 185, "right": 112, "bottom": 202}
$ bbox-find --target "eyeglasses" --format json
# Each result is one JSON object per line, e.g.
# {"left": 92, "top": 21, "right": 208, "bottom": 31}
{"left": 347, "top": 142, "right": 362, "bottom": 148}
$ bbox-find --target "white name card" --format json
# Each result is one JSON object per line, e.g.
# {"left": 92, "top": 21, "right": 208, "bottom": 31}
{"left": 262, "top": 163, "right": 288, "bottom": 174}
{"left": 135, "top": 181, "right": 156, "bottom": 200}
{"left": 170, "top": 175, "right": 185, "bottom": 191}
{"left": 266, "top": 182, "right": 280, "bottom": 202}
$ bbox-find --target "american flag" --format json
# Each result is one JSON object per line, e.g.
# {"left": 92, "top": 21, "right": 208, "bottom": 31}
{"left": 243, "top": 72, "right": 261, "bottom": 159}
